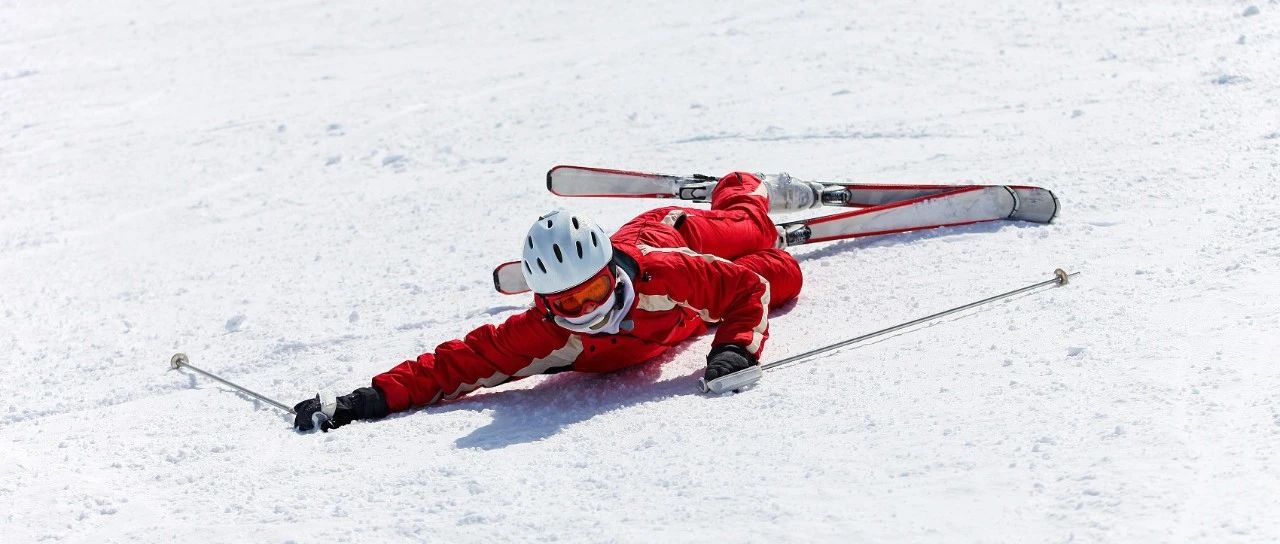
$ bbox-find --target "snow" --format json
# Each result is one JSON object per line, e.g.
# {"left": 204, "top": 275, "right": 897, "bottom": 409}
{"left": 2, "top": 0, "right": 1278, "bottom": 541}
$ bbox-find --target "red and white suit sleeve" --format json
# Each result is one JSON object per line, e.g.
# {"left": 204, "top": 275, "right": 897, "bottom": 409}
{"left": 637, "top": 246, "right": 772, "bottom": 357}
{"left": 371, "top": 309, "right": 576, "bottom": 412}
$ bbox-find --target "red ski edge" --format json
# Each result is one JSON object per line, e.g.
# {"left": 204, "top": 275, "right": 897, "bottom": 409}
{"left": 804, "top": 219, "right": 996, "bottom": 244}
{"left": 804, "top": 186, "right": 985, "bottom": 226}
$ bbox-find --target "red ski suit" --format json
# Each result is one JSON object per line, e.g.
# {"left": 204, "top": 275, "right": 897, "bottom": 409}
{"left": 372, "top": 172, "right": 804, "bottom": 412}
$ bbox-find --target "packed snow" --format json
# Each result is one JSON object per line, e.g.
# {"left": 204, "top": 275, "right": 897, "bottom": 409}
{"left": 3, "top": 0, "right": 1278, "bottom": 542}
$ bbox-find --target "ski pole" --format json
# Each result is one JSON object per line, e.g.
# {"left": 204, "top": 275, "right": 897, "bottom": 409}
{"left": 701, "top": 268, "right": 1079, "bottom": 394}
{"left": 169, "top": 353, "right": 296, "bottom": 414}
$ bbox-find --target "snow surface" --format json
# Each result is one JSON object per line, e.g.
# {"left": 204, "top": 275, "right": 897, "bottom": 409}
{"left": 3, "top": 0, "right": 1279, "bottom": 542}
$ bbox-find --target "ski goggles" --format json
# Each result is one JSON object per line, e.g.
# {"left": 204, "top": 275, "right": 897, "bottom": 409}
{"left": 543, "top": 266, "right": 617, "bottom": 318}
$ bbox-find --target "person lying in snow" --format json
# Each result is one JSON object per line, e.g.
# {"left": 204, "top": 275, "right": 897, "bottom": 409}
{"left": 293, "top": 171, "right": 825, "bottom": 431}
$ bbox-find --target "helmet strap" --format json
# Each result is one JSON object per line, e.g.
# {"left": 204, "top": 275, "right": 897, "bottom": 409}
{"left": 539, "top": 294, "right": 554, "bottom": 320}
{"left": 610, "top": 266, "right": 627, "bottom": 311}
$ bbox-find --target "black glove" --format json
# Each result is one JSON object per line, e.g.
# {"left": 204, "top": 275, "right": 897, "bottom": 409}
{"left": 293, "top": 386, "right": 390, "bottom": 432}
{"left": 704, "top": 344, "right": 759, "bottom": 382}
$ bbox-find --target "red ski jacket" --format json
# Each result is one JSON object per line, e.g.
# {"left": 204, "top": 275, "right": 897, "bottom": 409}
{"left": 372, "top": 173, "right": 802, "bottom": 412}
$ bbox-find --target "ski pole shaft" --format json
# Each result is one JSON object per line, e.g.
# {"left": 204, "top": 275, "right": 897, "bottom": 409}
{"left": 701, "top": 268, "right": 1078, "bottom": 393}
{"left": 763, "top": 268, "right": 1077, "bottom": 371}
{"left": 169, "top": 353, "right": 295, "bottom": 414}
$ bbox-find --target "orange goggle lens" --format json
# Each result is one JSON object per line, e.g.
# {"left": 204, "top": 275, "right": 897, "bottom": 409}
{"left": 546, "top": 268, "right": 615, "bottom": 317}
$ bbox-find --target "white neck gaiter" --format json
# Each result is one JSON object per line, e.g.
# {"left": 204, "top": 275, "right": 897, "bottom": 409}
{"left": 552, "top": 269, "right": 636, "bottom": 335}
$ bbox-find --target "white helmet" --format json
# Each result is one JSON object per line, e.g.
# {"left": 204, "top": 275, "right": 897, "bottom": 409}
{"left": 521, "top": 211, "right": 613, "bottom": 294}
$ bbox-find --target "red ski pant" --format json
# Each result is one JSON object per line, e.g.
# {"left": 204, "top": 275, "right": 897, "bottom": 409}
{"left": 624, "top": 172, "right": 803, "bottom": 308}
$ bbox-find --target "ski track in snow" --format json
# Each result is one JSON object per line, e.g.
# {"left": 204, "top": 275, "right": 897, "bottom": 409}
{"left": 2, "top": 0, "right": 1278, "bottom": 542}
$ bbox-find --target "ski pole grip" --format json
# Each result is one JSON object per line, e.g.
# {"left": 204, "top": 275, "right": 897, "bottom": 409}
{"left": 700, "top": 366, "right": 764, "bottom": 394}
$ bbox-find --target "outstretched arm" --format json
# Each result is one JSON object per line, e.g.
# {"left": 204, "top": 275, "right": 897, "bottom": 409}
{"left": 373, "top": 308, "right": 575, "bottom": 411}
{"left": 294, "top": 307, "right": 576, "bottom": 431}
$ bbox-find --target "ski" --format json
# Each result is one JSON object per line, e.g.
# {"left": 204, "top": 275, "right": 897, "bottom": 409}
{"left": 494, "top": 260, "right": 532, "bottom": 295}
{"left": 493, "top": 165, "right": 1059, "bottom": 295}
{"left": 546, "top": 164, "right": 1058, "bottom": 223}
{"left": 547, "top": 165, "right": 721, "bottom": 201}
{"left": 775, "top": 184, "right": 1047, "bottom": 246}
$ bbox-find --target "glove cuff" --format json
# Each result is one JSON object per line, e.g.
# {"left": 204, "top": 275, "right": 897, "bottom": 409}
{"left": 708, "top": 344, "right": 757, "bottom": 364}
{"left": 351, "top": 386, "right": 390, "bottom": 420}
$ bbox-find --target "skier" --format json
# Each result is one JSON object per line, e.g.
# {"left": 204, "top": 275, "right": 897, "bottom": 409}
{"left": 293, "top": 171, "right": 826, "bottom": 431}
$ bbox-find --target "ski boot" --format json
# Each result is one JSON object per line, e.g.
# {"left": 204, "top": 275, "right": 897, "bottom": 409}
{"left": 760, "top": 172, "right": 827, "bottom": 213}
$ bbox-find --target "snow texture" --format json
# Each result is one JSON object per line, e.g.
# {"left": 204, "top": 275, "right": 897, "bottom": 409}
{"left": 2, "top": 0, "right": 1278, "bottom": 542}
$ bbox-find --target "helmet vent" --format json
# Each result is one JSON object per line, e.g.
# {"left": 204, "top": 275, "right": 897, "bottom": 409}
{"left": 552, "top": 244, "right": 563, "bottom": 262}
{"left": 546, "top": 220, "right": 553, "bottom": 228}
{"left": 524, "top": 261, "right": 531, "bottom": 274}
{"left": 575, "top": 241, "right": 583, "bottom": 258}
{"left": 590, "top": 231, "right": 598, "bottom": 246}
{"left": 536, "top": 258, "right": 546, "bottom": 273}
{"left": 571, "top": 217, "right": 580, "bottom": 229}
{"left": 527, "top": 236, "right": 533, "bottom": 249}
